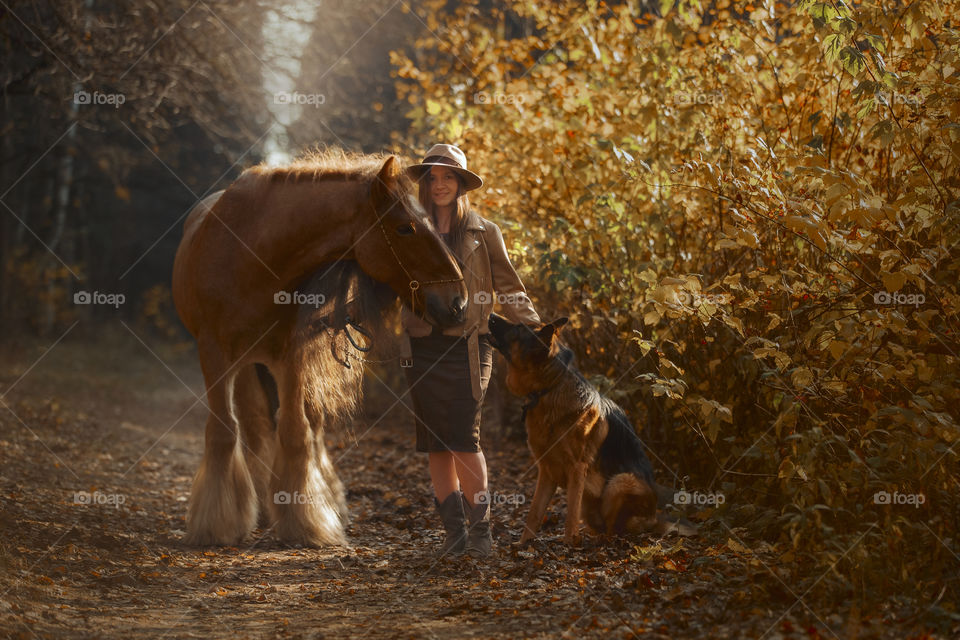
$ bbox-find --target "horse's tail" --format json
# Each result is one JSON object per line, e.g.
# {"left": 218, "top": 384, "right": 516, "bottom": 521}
{"left": 254, "top": 363, "right": 279, "bottom": 427}
{"left": 233, "top": 362, "right": 279, "bottom": 526}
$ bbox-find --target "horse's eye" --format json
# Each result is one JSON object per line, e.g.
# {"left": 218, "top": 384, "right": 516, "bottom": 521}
{"left": 396, "top": 222, "right": 416, "bottom": 236}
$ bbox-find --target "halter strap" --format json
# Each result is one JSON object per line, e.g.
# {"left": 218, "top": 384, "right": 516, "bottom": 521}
{"left": 372, "top": 200, "right": 464, "bottom": 317}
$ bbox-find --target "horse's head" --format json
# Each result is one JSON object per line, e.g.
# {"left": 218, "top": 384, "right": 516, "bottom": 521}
{"left": 354, "top": 156, "right": 467, "bottom": 328}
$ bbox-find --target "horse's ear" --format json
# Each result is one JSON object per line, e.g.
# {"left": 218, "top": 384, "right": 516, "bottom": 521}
{"left": 371, "top": 156, "right": 399, "bottom": 204}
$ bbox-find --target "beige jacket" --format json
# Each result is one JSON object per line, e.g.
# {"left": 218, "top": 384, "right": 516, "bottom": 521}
{"left": 401, "top": 211, "right": 541, "bottom": 400}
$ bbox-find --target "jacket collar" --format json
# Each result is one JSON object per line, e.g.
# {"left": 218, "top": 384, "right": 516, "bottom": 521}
{"left": 464, "top": 210, "right": 485, "bottom": 232}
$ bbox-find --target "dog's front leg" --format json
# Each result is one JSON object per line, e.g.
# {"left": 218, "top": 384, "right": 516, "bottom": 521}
{"left": 520, "top": 467, "right": 558, "bottom": 544}
{"left": 564, "top": 462, "right": 588, "bottom": 545}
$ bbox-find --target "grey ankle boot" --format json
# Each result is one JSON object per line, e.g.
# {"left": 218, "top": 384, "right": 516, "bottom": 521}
{"left": 464, "top": 495, "right": 492, "bottom": 556}
{"left": 434, "top": 491, "right": 467, "bottom": 555}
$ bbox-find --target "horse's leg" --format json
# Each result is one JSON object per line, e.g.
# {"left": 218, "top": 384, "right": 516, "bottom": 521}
{"left": 233, "top": 363, "right": 278, "bottom": 529}
{"left": 184, "top": 341, "right": 258, "bottom": 546}
{"left": 269, "top": 353, "right": 348, "bottom": 547}
{"left": 305, "top": 400, "right": 348, "bottom": 526}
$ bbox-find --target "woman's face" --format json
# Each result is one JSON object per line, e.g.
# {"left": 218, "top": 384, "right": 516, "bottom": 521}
{"left": 428, "top": 166, "right": 459, "bottom": 209}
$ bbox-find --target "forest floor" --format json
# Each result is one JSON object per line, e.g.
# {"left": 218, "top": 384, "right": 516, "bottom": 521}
{"left": 0, "top": 324, "right": 949, "bottom": 639}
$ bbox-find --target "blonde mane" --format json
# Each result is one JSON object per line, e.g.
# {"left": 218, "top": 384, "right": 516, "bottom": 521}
{"left": 247, "top": 148, "right": 401, "bottom": 183}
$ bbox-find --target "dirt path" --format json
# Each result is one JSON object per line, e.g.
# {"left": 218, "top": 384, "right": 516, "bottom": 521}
{"left": 0, "top": 326, "right": 941, "bottom": 639}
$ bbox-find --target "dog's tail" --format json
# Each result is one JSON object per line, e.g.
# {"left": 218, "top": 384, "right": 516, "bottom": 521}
{"left": 602, "top": 473, "right": 700, "bottom": 537}
{"left": 601, "top": 473, "right": 658, "bottom": 534}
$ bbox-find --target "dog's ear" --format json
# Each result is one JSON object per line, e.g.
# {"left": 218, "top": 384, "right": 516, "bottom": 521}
{"left": 537, "top": 317, "right": 568, "bottom": 343}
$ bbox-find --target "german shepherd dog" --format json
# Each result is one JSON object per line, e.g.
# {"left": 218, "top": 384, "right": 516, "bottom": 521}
{"left": 487, "top": 313, "right": 680, "bottom": 545}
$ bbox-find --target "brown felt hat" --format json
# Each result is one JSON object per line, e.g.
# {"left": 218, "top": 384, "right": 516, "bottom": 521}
{"left": 405, "top": 143, "right": 483, "bottom": 192}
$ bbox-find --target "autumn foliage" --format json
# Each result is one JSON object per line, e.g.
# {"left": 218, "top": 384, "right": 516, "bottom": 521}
{"left": 393, "top": 0, "right": 959, "bottom": 609}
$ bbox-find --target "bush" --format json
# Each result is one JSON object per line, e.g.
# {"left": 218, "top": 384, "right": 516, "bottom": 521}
{"left": 393, "top": 0, "right": 960, "bottom": 611}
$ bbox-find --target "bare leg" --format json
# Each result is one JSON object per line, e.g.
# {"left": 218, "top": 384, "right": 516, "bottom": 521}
{"left": 453, "top": 451, "right": 488, "bottom": 507}
{"left": 429, "top": 452, "right": 459, "bottom": 502}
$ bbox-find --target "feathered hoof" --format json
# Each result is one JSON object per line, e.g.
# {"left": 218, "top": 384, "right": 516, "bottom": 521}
{"left": 269, "top": 458, "right": 348, "bottom": 547}
{"left": 184, "top": 447, "right": 258, "bottom": 546}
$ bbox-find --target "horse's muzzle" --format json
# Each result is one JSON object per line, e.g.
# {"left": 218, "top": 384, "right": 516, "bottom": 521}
{"left": 425, "top": 291, "right": 467, "bottom": 328}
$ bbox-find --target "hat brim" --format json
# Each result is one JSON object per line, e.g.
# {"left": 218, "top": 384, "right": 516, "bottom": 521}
{"left": 405, "top": 163, "right": 483, "bottom": 192}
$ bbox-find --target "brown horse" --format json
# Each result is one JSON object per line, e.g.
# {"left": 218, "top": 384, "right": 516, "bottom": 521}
{"left": 172, "top": 149, "right": 466, "bottom": 546}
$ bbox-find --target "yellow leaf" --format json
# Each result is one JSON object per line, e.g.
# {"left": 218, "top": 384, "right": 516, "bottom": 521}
{"left": 828, "top": 340, "right": 848, "bottom": 361}
{"left": 723, "top": 315, "right": 745, "bottom": 337}
{"left": 779, "top": 458, "right": 795, "bottom": 480}
{"left": 791, "top": 367, "right": 814, "bottom": 389}
{"left": 727, "top": 538, "right": 750, "bottom": 554}
{"left": 881, "top": 271, "right": 907, "bottom": 292}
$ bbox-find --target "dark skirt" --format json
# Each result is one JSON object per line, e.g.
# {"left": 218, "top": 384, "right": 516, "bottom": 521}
{"left": 404, "top": 332, "right": 494, "bottom": 453}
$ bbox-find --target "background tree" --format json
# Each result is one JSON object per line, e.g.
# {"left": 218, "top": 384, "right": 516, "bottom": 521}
{"left": 1, "top": 0, "right": 275, "bottom": 335}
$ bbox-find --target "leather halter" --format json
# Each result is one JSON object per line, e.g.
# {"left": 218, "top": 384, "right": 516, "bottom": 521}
{"left": 372, "top": 198, "right": 463, "bottom": 319}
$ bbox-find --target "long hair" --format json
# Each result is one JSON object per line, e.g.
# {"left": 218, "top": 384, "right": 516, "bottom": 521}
{"left": 416, "top": 171, "right": 472, "bottom": 255}
{"left": 293, "top": 261, "right": 400, "bottom": 430}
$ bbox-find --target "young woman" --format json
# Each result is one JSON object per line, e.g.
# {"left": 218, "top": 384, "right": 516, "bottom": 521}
{"left": 401, "top": 143, "right": 540, "bottom": 557}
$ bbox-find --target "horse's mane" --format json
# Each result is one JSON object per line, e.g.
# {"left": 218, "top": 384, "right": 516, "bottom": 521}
{"left": 293, "top": 260, "right": 401, "bottom": 434}
{"left": 247, "top": 147, "right": 401, "bottom": 184}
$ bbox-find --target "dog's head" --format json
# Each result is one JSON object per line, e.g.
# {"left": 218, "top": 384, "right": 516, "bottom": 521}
{"left": 487, "top": 313, "right": 569, "bottom": 369}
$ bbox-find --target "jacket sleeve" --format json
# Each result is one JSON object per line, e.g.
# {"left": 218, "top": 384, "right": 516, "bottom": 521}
{"left": 486, "top": 221, "right": 541, "bottom": 325}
